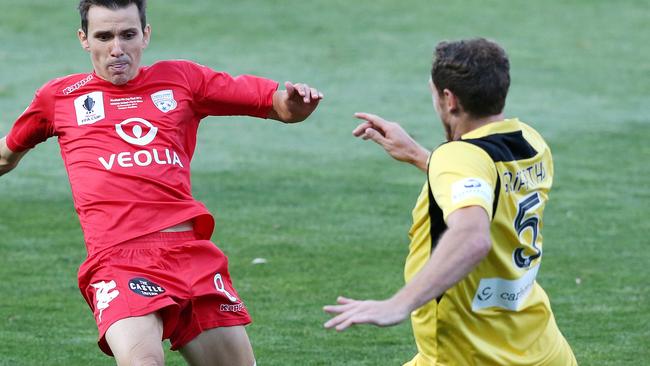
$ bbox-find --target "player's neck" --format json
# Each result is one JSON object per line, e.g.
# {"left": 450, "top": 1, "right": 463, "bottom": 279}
{"left": 451, "top": 113, "right": 504, "bottom": 140}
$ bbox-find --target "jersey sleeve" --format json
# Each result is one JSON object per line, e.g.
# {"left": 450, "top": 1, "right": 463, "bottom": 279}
{"left": 428, "top": 141, "right": 498, "bottom": 222}
{"left": 5, "top": 85, "right": 56, "bottom": 152}
{"left": 181, "top": 61, "right": 279, "bottom": 118}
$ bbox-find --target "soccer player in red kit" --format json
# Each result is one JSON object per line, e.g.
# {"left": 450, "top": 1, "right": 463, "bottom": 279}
{"left": 0, "top": 1, "right": 323, "bottom": 365}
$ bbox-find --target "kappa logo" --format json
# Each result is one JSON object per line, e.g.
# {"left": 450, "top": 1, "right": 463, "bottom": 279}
{"left": 90, "top": 280, "right": 119, "bottom": 323}
{"left": 115, "top": 118, "right": 158, "bottom": 146}
{"left": 214, "top": 273, "right": 239, "bottom": 303}
{"left": 63, "top": 74, "right": 94, "bottom": 95}
{"left": 151, "top": 90, "right": 177, "bottom": 113}
{"left": 74, "top": 91, "right": 105, "bottom": 126}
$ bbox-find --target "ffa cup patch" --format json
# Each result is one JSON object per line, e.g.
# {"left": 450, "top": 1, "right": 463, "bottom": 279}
{"left": 74, "top": 91, "right": 105, "bottom": 125}
{"left": 151, "top": 89, "right": 177, "bottom": 113}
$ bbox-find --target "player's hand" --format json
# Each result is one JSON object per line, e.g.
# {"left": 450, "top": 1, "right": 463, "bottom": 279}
{"left": 270, "top": 81, "right": 324, "bottom": 123}
{"left": 285, "top": 81, "right": 323, "bottom": 105}
{"left": 353, "top": 112, "right": 429, "bottom": 171}
{"left": 323, "top": 296, "right": 410, "bottom": 331}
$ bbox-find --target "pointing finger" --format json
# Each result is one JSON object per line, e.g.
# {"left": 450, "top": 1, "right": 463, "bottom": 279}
{"left": 354, "top": 112, "right": 390, "bottom": 129}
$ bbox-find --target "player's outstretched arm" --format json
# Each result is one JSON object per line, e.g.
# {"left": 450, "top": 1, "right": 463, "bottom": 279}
{"left": 268, "top": 81, "right": 323, "bottom": 123}
{"left": 352, "top": 112, "right": 430, "bottom": 172}
{"left": 323, "top": 205, "right": 491, "bottom": 331}
{"left": 0, "top": 136, "right": 28, "bottom": 177}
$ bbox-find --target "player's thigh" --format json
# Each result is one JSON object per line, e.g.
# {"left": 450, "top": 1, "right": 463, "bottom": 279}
{"left": 179, "top": 325, "right": 255, "bottom": 366}
{"left": 105, "top": 313, "right": 165, "bottom": 366}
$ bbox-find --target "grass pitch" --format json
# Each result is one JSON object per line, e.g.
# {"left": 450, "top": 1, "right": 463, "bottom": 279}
{"left": 0, "top": 1, "right": 648, "bottom": 365}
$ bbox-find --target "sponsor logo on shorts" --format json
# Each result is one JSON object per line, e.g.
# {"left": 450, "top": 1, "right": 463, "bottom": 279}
{"left": 90, "top": 280, "right": 120, "bottom": 323}
{"left": 74, "top": 91, "right": 105, "bottom": 126}
{"left": 128, "top": 277, "right": 166, "bottom": 297}
{"left": 151, "top": 90, "right": 177, "bottom": 113}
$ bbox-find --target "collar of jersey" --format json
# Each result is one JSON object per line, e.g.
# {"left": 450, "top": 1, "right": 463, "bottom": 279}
{"left": 461, "top": 118, "right": 521, "bottom": 140}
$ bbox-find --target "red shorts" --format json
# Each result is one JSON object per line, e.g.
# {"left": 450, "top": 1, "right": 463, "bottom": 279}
{"left": 77, "top": 231, "right": 251, "bottom": 356}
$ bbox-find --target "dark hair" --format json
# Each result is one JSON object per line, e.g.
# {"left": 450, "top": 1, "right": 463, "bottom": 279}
{"left": 78, "top": 0, "right": 147, "bottom": 34}
{"left": 431, "top": 38, "right": 510, "bottom": 117}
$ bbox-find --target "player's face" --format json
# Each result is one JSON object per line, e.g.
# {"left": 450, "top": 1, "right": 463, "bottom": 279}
{"left": 78, "top": 4, "right": 150, "bottom": 85}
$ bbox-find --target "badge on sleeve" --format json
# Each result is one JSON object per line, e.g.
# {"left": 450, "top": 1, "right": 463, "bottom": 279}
{"left": 451, "top": 177, "right": 493, "bottom": 205}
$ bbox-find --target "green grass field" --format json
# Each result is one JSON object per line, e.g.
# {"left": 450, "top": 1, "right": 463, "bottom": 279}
{"left": 1, "top": 1, "right": 648, "bottom": 365}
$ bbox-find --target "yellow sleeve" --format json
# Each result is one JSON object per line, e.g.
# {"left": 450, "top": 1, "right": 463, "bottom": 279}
{"left": 428, "top": 141, "right": 498, "bottom": 222}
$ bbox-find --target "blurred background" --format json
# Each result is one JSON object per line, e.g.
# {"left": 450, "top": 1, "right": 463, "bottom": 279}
{"left": 0, "top": 1, "right": 648, "bottom": 364}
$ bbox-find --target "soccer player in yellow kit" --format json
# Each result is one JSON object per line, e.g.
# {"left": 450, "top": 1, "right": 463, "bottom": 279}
{"left": 324, "top": 38, "right": 577, "bottom": 365}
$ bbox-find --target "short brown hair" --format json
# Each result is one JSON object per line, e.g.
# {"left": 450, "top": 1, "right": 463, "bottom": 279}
{"left": 78, "top": 0, "right": 147, "bottom": 34}
{"left": 431, "top": 38, "right": 510, "bottom": 117}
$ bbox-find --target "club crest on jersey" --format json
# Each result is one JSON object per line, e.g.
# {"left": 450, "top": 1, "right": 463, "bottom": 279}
{"left": 74, "top": 91, "right": 105, "bottom": 125}
{"left": 151, "top": 89, "right": 177, "bottom": 113}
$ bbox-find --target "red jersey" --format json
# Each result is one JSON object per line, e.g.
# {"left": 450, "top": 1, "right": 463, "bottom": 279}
{"left": 6, "top": 60, "right": 278, "bottom": 255}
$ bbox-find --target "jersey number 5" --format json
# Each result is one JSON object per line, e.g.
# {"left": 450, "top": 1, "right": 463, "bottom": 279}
{"left": 513, "top": 192, "right": 543, "bottom": 268}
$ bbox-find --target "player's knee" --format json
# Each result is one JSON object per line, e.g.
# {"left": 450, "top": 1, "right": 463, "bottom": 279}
{"left": 134, "top": 355, "right": 164, "bottom": 366}
{"left": 114, "top": 342, "right": 164, "bottom": 366}
{"left": 116, "top": 353, "right": 163, "bottom": 366}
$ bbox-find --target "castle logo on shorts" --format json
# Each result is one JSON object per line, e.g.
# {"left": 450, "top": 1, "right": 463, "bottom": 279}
{"left": 90, "top": 280, "right": 119, "bottom": 323}
{"left": 128, "top": 277, "right": 166, "bottom": 297}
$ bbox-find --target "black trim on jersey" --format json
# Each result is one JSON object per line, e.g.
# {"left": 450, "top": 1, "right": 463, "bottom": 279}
{"left": 426, "top": 153, "right": 448, "bottom": 303}
{"left": 426, "top": 177, "right": 447, "bottom": 252}
{"left": 492, "top": 173, "right": 501, "bottom": 219}
{"left": 463, "top": 131, "right": 537, "bottom": 162}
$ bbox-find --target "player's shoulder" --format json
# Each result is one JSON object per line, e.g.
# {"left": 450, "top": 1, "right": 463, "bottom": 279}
{"left": 517, "top": 120, "right": 550, "bottom": 154}
{"left": 34, "top": 72, "right": 94, "bottom": 98}
{"left": 431, "top": 140, "right": 493, "bottom": 163}
{"left": 149, "top": 59, "right": 212, "bottom": 73}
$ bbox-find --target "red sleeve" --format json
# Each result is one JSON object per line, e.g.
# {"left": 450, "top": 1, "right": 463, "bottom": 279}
{"left": 6, "top": 85, "right": 56, "bottom": 152}
{"left": 181, "top": 61, "right": 279, "bottom": 118}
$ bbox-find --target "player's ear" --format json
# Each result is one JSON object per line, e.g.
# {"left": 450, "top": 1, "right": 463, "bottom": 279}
{"left": 443, "top": 89, "right": 460, "bottom": 114}
{"left": 142, "top": 24, "right": 151, "bottom": 49}
{"left": 78, "top": 29, "right": 90, "bottom": 52}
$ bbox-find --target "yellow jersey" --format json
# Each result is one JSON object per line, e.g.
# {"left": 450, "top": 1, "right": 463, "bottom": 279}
{"left": 404, "top": 119, "right": 576, "bottom": 366}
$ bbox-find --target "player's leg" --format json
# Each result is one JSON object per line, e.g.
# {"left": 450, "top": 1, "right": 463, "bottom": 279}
{"left": 178, "top": 325, "right": 255, "bottom": 366}
{"left": 105, "top": 313, "right": 165, "bottom": 366}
